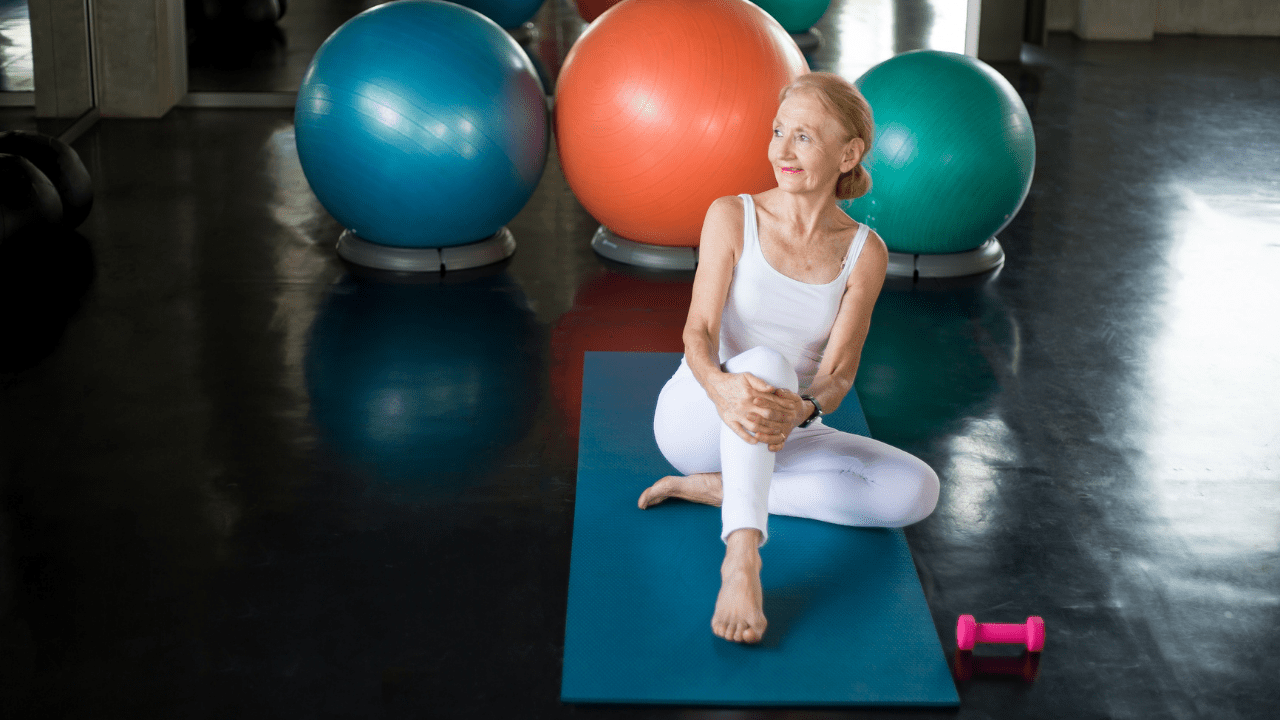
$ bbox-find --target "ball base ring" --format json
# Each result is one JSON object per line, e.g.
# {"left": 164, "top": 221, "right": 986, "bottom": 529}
{"left": 590, "top": 226, "right": 698, "bottom": 271}
{"left": 337, "top": 227, "right": 516, "bottom": 273}
{"left": 887, "top": 237, "right": 1005, "bottom": 279}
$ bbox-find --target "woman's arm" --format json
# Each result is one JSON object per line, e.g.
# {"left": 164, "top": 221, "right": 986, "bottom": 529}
{"left": 683, "top": 196, "right": 740, "bottom": 387}
{"left": 801, "top": 229, "right": 889, "bottom": 418}
{"left": 683, "top": 196, "right": 794, "bottom": 446}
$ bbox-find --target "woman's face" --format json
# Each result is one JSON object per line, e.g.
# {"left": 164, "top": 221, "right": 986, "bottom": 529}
{"left": 769, "top": 89, "right": 862, "bottom": 196}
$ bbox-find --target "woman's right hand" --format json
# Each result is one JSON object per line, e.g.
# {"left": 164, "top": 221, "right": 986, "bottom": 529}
{"left": 706, "top": 372, "right": 794, "bottom": 447}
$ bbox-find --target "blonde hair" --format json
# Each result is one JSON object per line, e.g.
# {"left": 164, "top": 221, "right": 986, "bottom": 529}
{"left": 778, "top": 72, "right": 875, "bottom": 200}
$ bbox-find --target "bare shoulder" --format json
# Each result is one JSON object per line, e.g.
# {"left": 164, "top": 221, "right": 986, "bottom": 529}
{"left": 706, "top": 194, "right": 745, "bottom": 225}
{"left": 864, "top": 229, "right": 888, "bottom": 265}
{"left": 700, "top": 194, "right": 746, "bottom": 260}
{"left": 849, "top": 228, "right": 888, "bottom": 285}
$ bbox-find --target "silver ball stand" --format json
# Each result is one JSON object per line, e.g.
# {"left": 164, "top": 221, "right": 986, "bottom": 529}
{"left": 886, "top": 237, "right": 1006, "bottom": 279}
{"left": 589, "top": 226, "right": 1004, "bottom": 278}
{"left": 590, "top": 226, "right": 698, "bottom": 271}
{"left": 336, "top": 227, "right": 516, "bottom": 273}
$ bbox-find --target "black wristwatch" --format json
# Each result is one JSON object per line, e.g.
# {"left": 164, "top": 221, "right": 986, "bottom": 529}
{"left": 798, "top": 395, "right": 822, "bottom": 428}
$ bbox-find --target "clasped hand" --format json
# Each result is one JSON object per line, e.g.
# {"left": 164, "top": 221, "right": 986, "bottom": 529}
{"left": 708, "top": 372, "right": 809, "bottom": 452}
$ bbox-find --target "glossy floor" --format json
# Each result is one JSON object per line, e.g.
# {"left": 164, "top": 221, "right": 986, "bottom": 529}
{"left": 3, "top": 2, "right": 1279, "bottom": 718}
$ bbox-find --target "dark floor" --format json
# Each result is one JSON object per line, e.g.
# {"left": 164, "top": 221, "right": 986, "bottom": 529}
{"left": 3, "top": 0, "right": 1280, "bottom": 717}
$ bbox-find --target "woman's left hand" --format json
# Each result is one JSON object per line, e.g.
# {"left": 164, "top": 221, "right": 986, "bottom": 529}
{"left": 757, "top": 388, "right": 811, "bottom": 453}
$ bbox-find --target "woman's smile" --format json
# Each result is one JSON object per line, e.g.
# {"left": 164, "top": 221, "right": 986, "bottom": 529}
{"left": 780, "top": 166, "right": 803, "bottom": 174}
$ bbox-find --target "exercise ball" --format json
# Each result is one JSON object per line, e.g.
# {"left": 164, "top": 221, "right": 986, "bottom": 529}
{"left": 0, "top": 154, "right": 62, "bottom": 244}
{"left": 306, "top": 273, "right": 542, "bottom": 489}
{"left": 295, "top": 0, "right": 548, "bottom": 249}
{"left": 574, "top": 0, "right": 622, "bottom": 23}
{"left": 556, "top": 0, "right": 807, "bottom": 246}
{"left": 451, "top": 0, "right": 544, "bottom": 29}
{"left": 0, "top": 131, "right": 92, "bottom": 230}
{"left": 840, "top": 50, "right": 1035, "bottom": 255}
{"left": 752, "top": 0, "right": 830, "bottom": 34}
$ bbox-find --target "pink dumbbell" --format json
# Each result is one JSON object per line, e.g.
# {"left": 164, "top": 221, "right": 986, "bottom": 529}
{"left": 956, "top": 615, "right": 1045, "bottom": 652}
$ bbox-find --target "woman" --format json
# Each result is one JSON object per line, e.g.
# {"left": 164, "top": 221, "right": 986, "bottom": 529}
{"left": 639, "top": 73, "right": 940, "bottom": 645}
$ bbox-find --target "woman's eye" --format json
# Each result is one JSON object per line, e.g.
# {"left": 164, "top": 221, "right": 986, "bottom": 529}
{"left": 799, "top": 135, "right": 809, "bottom": 142}
{"left": 773, "top": 128, "right": 782, "bottom": 137}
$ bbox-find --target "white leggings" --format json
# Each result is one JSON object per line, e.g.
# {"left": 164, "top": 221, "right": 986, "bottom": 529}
{"left": 653, "top": 346, "right": 940, "bottom": 544}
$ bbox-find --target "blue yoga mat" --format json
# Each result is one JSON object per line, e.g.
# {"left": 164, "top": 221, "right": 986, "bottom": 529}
{"left": 562, "top": 351, "right": 958, "bottom": 707}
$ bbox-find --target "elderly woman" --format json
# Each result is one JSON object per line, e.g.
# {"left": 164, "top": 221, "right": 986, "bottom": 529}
{"left": 638, "top": 73, "right": 941, "bottom": 644}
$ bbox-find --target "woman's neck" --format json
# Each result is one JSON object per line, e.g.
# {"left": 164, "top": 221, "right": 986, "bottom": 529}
{"left": 766, "top": 187, "right": 840, "bottom": 244}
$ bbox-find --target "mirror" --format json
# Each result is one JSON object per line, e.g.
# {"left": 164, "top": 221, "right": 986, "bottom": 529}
{"left": 0, "top": 0, "right": 38, "bottom": 132}
{"left": 6, "top": 0, "right": 97, "bottom": 142}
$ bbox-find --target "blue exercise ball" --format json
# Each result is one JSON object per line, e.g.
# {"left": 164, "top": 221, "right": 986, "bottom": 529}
{"left": 295, "top": 0, "right": 548, "bottom": 249}
{"left": 452, "top": 0, "right": 545, "bottom": 29}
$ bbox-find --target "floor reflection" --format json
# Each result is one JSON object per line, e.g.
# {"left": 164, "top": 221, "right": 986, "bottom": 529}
{"left": 306, "top": 270, "right": 544, "bottom": 494}
{"left": 550, "top": 268, "right": 689, "bottom": 441}
{"left": 856, "top": 274, "right": 1016, "bottom": 450}
{"left": 1147, "top": 184, "right": 1280, "bottom": 558}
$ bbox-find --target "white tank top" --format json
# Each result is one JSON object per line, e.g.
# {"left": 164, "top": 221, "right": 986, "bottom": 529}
{"left": 719, "top": 193, "right": 870, "bottom": 392}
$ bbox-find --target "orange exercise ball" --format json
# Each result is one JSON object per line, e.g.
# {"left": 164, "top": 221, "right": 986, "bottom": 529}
{"left": 555, "top": 0, "right": 808, "bottom": 247}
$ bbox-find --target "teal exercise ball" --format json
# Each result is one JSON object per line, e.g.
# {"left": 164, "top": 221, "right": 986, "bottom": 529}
{"left": 841, "top": 50, "right": 1035, "bottom": 255}
{"left": 294, "top": 0, "right": 548, "bottom": 249}
{"left": 752, "top": 0, "right": 830, "bottom": 34}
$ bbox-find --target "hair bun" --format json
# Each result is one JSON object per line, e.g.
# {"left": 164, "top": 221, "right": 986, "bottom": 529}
{"left": 837, "top": 164, "right": 872, "bottom": 201}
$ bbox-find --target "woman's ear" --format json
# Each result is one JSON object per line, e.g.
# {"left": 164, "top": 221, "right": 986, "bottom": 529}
{"left": 840, "top": 137, "right": 865, "bottom": 174}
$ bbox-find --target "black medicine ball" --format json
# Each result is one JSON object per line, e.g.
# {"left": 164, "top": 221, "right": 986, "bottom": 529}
{"left": 0, "top": 153, "right": 63, "bottom": 244}
{"left": 0, "top": 130, "right": 93, "bottom": 230}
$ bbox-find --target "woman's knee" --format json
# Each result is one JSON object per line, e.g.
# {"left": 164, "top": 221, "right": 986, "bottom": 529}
{"left": 724, "top": 346, "right": 798, "bottom": 393}
{"left": 875, "top": 458, "right": 940, "bottom": 527}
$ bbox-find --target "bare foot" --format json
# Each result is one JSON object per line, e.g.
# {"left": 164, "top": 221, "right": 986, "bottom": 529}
{"left": 711, "top": 529, "right": 767, "bottom": 644}
{"left": 637, "top": 472, "right": 723, "bottom": 509}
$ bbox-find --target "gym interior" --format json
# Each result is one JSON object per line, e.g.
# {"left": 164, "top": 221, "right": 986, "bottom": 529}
{"left": 1, "top": 0, "right": 1277, "bottom": 717}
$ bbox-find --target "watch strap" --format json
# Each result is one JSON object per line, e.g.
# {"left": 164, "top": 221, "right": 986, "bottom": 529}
{"left": 798, "top": 394, "right": 822, "bottom": 428}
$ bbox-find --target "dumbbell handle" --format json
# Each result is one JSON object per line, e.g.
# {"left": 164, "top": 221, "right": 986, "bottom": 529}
{"left": 977, "top": 622, "right": 1029, "bottom": 644}
{"left": 956, "top": 615, "right": 1045, "bottom": 651}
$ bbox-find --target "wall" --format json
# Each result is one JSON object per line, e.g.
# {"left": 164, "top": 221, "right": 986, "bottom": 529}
{"left": 92, "top": 0, "right": 187, "bottom": 117}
